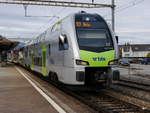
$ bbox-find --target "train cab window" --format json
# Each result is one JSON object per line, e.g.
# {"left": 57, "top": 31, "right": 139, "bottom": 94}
{"left": 75, "top": 14, "right": 114, "bottom": 52}
{"left": 59, "top": 34, "right": 69, "bottom": 50}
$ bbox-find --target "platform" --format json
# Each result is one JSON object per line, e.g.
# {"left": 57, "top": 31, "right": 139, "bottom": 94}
{"left": 0, "top": 63, "right": 95, "bottom": 113}
{"left": 0, "top": 64, "right": 58, "bottom": 113}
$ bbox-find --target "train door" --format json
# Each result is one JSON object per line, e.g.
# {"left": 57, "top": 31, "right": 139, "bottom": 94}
{"left": 59, "top": 34, "right": 69, "bottom": 66}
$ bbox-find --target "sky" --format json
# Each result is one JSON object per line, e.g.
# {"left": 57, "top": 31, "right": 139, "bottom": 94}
{"left": 0, "top": 0, "right": 150, "bottom": 44}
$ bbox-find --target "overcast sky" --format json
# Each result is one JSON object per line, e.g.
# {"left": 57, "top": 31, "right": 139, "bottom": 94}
{"left": 0, "top": 0, "right": 149, "bottom": 44}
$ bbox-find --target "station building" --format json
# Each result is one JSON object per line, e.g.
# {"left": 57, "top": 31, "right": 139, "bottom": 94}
{"left": 119, "top": 44, "right": 150, "bottom": 58}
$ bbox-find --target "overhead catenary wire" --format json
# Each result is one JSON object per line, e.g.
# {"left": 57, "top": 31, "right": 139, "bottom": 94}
{"left": 104, "top": 0, "right": 145, "bottom": 17}
{"left": 28, "top": 7, "right": 67, "bottom": 43}
{"left": 0, "top": 0, "right": 114, "bottom": 41}
{"left": 3, "top": 0, "right": 144, "bottom": 41}
{"left": 116, "top": 0, "right": 145, "bottom": 12}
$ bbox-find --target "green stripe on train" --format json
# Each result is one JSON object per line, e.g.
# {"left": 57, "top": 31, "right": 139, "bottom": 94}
{"left": 41, "top": 45, "right": 47, "bottom": 76}
{"left": 80, "top": 50, "right": 115, "bottom": 67}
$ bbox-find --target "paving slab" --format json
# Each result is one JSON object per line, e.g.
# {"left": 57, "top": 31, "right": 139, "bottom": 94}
{"left": 0, "top": 64, "right": 58, "bottom": 113}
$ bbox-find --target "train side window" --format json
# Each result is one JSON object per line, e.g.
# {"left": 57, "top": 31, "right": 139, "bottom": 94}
{"left": 48, "top": 44, "right": 51, "bottom": 55}
{"left": 29, "top": 50, "right": 32, "bottom": 56}
{"left": 25, "top": 47, "right": 28, "bottom": 57}
{"left": 59, "top": 34, "right": 69, "bottom": 50}
{"left": 34, "top": 57, "right": 42, "bottom": 66}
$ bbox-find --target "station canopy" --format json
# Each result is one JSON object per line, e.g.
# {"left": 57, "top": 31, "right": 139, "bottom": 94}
{"left": 0, "top": 35, "right": 19, "bottom": 51}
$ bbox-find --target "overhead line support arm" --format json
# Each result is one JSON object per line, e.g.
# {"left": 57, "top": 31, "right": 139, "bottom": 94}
{"left": 0, "top": 0, "right": 112, "bottom": 8}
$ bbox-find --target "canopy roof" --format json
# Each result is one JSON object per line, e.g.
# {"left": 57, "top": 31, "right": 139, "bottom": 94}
{"left": 0, "top": 36, "right": 19, "bottom": 51}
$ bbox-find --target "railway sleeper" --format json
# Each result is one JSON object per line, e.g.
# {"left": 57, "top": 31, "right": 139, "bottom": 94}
{"left": 111, "top": 108, "right": 139, "bottom": 113}
{"left": 100, "top": 104, "right": 124, "bottom": 107}
{"left": 100, "top": 105, "right": 133, "bottom": 111}
{"left": 97, "top": 100, "right": 114, "bottom": 102}
{"left": 106, "top": 107, "right": 132, "bottom": 110}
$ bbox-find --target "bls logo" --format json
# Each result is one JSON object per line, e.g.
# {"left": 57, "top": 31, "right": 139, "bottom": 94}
{"left": 93, "top": 57, "right": 106, "bottom": 61}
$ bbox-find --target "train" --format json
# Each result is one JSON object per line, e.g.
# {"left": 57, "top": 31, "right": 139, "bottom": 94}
{"left": 12, "top": 11, "right": 120, "bottom": 88}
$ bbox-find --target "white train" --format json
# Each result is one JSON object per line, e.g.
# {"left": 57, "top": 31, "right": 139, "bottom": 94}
{"left": 17, "top": 11, "right": 120, "bottom": 87}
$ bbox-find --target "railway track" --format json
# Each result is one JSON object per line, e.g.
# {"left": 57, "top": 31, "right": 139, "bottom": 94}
{"left": 68, "top": 90, "right": 149, "bottom": 113}
{"left": 113, "top": 80, "right": 150, "bottom": 91}
{"left": 40, "top": 78, "right": 150, "bottom": 112}
{"left": 19, "top": 65, "right": 150, "bottom": 113}
{"left": 46, "top": 81, "right": 150, "bottom": 113}
{"left": 109, "top": 79, "right": 150, "bottom": 110}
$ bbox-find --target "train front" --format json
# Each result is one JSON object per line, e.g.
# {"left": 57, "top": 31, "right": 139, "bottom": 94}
{"left": 74, "top": 13, "right": 119, "bottom": 86}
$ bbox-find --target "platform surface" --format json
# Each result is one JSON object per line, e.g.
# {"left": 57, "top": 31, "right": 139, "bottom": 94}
{"left": 0, "top": 64, "right": 58, "bottom": 113}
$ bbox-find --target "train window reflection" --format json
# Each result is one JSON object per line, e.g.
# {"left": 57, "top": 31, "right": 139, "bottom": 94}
{"left": 76, "top": 29, "right": 113, "bottom": 52}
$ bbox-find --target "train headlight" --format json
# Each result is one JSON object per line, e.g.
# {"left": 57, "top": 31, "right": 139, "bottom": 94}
{"left": 108, "top": 60, "right": 118, "bottom": 65}
{"left": 76, "top": 59, "right": 89, "bottom": 66}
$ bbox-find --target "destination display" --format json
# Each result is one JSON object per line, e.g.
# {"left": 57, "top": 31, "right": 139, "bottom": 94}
{"left": 75, "top": 22, "right": 92, "bottom": 28}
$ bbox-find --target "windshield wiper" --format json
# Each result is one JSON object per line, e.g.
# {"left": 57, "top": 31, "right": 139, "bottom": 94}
{"left": 104, "top": 46, "right": 113, "bottom": 50}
